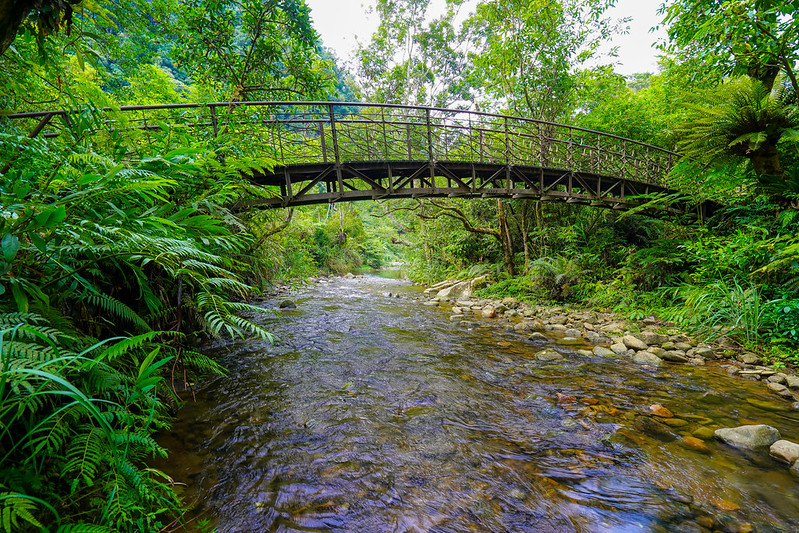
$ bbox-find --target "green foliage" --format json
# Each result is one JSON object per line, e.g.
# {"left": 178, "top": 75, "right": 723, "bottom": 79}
{"left": 669, "top": 279, "right": 766, "bottom": 344}
{"left": 763, "top": 298, "right": 799, "bottom": 346}
{"left": 529, "top": 255, "right": 584, "bottom": 301}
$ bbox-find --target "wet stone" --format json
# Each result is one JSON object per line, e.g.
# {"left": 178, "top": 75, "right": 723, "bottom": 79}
{"left": 610, "top": 343, "right": 628, "bottom": 355}
{"left": 662, "top": 350, "right": 689, "bottom": 363}
{"left": 592, "top": 346, "right": 615, "bottom": 357}
{"left": 633, "top": 416, "right": 677, "bottom": 442}
{"left": 535, "top": 349, "right": 564, "bottom": 362}
{"left": 633, "top": 351, "right": 662, "bottom": 366}
{"left": 715, "top": 424, "right": 781, "bottom": 450}
{"left": 623, "top": 335, "right": 649, "bottom": 351}
{"left": 769, "top": 440, "right": 799, "bottom": 464}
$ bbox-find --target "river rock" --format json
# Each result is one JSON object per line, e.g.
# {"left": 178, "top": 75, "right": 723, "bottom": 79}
{"left": 769, "top": 440, "right": 799, "bottom": 464}
{"left": 767, "top": 382, "right": 794, "bottom": 398}
{"left": 528, "top": 332, "right": 548, "bottom": 342}
{"left": 564, "top": 328, "right": 582, "bottom": 337}
{"left": 692, "top": 426, "right": 717, "bottom": 440}
{"left": 639, "top": 331, "right": 669, "bottom": 345}
{"left": 674, "top": 342, "right": 693, "bottom": 351}
{"left": 593, "top": 346, "right": 615, "bottom": 357}
{"left": 786, "top": 375, "right": 799, "bottom": 390}
{"left": 623, "top": 335, "right": 649, "bottom": 351}
{"left": 471, "top": 275, "right": 490, "bottom": 291}
{"left": 715, "top": 424, "right": 781, "bottom": 450}
{"left": 694, "top": 346, "right": 716, "bottom": 359}
{"left": 633, "top": 351, "right": 662, "bottom": 366}
{"left": 584, "top": 331, "right": 606, "bottom": 344}
{"left": 767, "top": 373, "right": 788, "bottom": 385}
{"left": 633, "top": 416, "right": 677, "bottom": 442}
{"left": 501, "top": 297, "right": 519, "bottom": 308}
{"left": 739, "top": 352, "right": 760, "bottom": 365}
{"left": 661, "top": 350, "right": 689, "bottom": 363}
{"left": 278, "top": 299, "right": 297, "bottom": 309}
{"left": 513, "top": 322, "right": 531, "bottom": 332}
{"left": 609, "top": 343, "right": 627, "bottom": 355}
{"left": 437, "top": 280, "right": 472, "bottom": 300}
{"left": 536, "top": 349, "right": 564, "bottom": 362}
{"left": 680, "top": 436, "right": 711, "bottom": 453}
{"left": 649, "top": 404, "right": 673, "bottom": 417}
{"left": 482, "top": 306, "right": 497, "bottom": 318}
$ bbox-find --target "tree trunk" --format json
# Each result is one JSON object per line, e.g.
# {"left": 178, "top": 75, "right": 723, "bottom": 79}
{"left": 749, "top": 142, "right": 786, "bottom": 180}
{"left": 520, "top": 200, "right": 531, "bottom": 273}
{"left": 497, "top": 199, "right": 515, "bottom": 277}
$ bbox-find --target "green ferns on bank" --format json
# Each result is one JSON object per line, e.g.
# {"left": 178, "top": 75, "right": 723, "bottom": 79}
{"left": 0, "top": 117, "right": 276, "bottom": 530}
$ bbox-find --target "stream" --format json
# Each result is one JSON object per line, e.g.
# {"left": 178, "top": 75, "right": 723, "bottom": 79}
{"left": 157, "top": 274, "right": 799, "bottom": 532}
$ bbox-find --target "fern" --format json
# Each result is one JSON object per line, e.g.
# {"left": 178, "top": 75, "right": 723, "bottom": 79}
{"left": 0, "top": 493, "right": 43, "bottom": 532}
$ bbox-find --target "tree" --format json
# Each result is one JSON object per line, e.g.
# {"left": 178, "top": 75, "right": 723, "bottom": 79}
{"left": 660, "top": 0, "right": 799, "bottom": 94}
{"left": 174, "top": 0, "right": 335, "bottom": 100}
{"left": 356, "top": 0, "right": 468, "bottom": 106}
{"left": 464, "top": 0, "right": 621, "bottom": 120}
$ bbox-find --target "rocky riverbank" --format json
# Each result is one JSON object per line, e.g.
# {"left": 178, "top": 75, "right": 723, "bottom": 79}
{"left": 420, "top": 276, "right": 799, "bottom": 481}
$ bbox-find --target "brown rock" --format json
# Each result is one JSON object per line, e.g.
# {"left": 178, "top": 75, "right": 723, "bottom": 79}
{"left": 556, "top": 393, "right": 577, "bottom": 404}
{"left": 680, "top": 436, "right": 711, "bottom": 453}
{"left": 649, "top": 404, "right": 673, "bottom": 418}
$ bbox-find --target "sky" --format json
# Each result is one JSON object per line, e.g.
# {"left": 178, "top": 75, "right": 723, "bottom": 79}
{"left": 305, "top": 0, "right": 668, "bottom": 76}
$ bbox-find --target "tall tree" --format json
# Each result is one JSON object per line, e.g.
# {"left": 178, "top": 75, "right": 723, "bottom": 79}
{"left": 174, "top": 0, "right": 335, "bottom": 100}
{"left": 356, "top": 0, "right": 468, "bottom": 106}
{"left": 660, "top": 0, "right": 799, "bottom": 94}
{"left": 464, "top": 0, "right": 620, "bottom": 120}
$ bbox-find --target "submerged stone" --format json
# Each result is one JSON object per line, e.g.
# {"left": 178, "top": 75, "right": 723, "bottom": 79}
{"left": 715, "top": 424, "right": 781, "bottom": 450}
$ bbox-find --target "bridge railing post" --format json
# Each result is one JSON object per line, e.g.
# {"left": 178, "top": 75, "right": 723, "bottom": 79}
{"left": 328, "top": 103, "right": 343, "bottom": 195}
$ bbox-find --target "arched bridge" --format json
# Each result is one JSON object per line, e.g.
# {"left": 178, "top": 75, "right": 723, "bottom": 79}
{"left": 5, "top": 101, "right": 706, "bottom": 214}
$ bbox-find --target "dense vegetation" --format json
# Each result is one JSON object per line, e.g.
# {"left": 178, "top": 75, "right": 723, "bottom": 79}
{"left": 0, "top": 0, "right": 798, "bottom": 530}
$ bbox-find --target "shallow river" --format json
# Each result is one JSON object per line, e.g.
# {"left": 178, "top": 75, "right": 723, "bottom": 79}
{"left": 158, "top": 274, "right": 799, "bottom": 532}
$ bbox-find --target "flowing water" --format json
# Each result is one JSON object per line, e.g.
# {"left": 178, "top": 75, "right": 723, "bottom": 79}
{"left": 158, "top": 274, "right": 799, "bottom": 532}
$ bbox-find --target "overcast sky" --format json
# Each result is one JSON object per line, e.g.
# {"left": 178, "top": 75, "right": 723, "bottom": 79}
{"left": 305, "top": 0, "right": 668, "bottom": 76}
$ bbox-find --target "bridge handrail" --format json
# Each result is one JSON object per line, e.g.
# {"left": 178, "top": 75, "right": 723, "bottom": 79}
{"left": 3, "top": 100, "right": 680, "bottom": 157}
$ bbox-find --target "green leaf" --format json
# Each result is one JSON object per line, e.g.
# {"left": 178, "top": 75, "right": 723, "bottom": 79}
{"left": 1, "top": 235, "right": 20, "bottom": 263}
{"left": 29, "top": 233, "right": 46, "bottom": 253}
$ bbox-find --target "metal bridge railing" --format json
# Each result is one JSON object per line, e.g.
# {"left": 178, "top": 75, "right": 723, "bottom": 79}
{"left": 3, "top": 101, "right": 678, "bottom": 187}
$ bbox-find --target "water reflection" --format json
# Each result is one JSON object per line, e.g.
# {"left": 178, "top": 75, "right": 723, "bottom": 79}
{"left": 157, "top": 275, "right": 799, "bottom": 532}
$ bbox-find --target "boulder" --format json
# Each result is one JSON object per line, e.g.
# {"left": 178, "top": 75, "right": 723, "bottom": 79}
{"left": 481, "top": 305, "right": 497, "bottom": 318}
{"left": 535, "top": 349, "right": 564, "bottom": 362}
{"left": 694, "top": 346, "right": 716, "bottom": 359}
{"left": 564, "top": 328, "right": 582, "bottom": 337}
{"left": 593, "top": 346, "right": 615, "bottom": 357}
{"left": 638, "top": 331, "right": 669, "bottom": 345}
{"left": 610, "top": 343, "right": 628, "bottom": 355}
{"left": 437, "top": 280, "right": 473, "bottom": 300}
{"left": 714, "top": 424, "right": 781, "bottom": 450}
{"left": 471, "top": 275, "right": 490, "bottom": 291}
{"left": 513, "top": 322, "right": 531, "bottom": 332}
{"left": 786, "top": 375, "right": 799, "bottom": 390}
{"left": 278, "top": 300, "right": 297, "bottom": 309}
{"left": 501, "top": 297, "right": 519, "bottom": 308}
{"left": 767, "top": 382, "right": 794, "bottom": 398}
{"left": 528, "top": 332, "right": 548, "bottom": 342}
{"left": 623, "top": 335, "right": 649, "bottom": 351}
{"left": 767, "top": 373, "right": 788, "bottom": 385}
{"left": 661, "top": 350, "right": 689, "bottom": 363}
{"left": 770, "top": 440, "right": 799, "bottom": 464}
{"left": 633, "top": 351, "right": 662, "bottom": 366}
{"left": 739, "top": 352, "right": 759, "bottom": 365}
